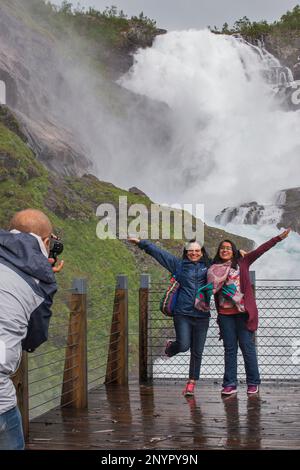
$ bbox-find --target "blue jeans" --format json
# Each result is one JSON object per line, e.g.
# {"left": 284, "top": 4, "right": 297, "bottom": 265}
{"left": 218, "top": 313, "right": 260, "bottom": 387}
{"left": 167, "top": 314, "right": 209, "bottom": 380}
{"left": 0, "top": 406, "right": 25, "bottom": 450}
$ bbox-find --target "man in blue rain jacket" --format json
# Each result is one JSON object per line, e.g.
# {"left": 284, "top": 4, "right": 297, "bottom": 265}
{"left": 0, "top": 209, "right": 63, "bottom": 450}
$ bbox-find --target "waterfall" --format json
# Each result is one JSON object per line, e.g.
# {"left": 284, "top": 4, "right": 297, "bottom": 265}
{"left": 244, "top": 37, "right": 294, "bottom": 88}
{"left": 274, "top": 189, "right": 287, "bottom": 206}
{"left": 215, "top": 201, "right": 283, "bottom": 226}
{"left": 0, "top": 80, "right": 5, "bottom": 104}
{"left": 119, "top": 29, "right": 300, "bottom": 218}
{"left": 117, "top": 31, "right": 300, "bottom": 279}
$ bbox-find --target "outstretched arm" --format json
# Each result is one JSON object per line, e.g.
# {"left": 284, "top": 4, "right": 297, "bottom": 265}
{"left": 128, "top": 238, "right": 180, "bottom": 273}
{"left": 243, "top": 228, "right": 291, "bottom": 267}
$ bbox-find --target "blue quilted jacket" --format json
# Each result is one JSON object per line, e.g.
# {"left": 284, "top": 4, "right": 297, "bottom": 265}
{"left": 139, "top": 240, "right": 210, "bottom": 318}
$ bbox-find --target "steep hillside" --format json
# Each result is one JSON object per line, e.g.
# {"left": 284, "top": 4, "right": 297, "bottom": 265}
{"left": 0, "top": 0, "right": 166, "bottom": 176}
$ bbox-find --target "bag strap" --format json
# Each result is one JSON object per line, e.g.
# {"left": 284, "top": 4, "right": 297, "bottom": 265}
{"left": 172, "top": 262, "right": 182, "bottom": 282}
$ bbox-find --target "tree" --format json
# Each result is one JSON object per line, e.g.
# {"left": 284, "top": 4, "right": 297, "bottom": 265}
{"left": 233, "top": 16, "right": 251, "bottom": 33}
{"left": 222, "top": 22, "right": 230, "bottom": 34}
{"left": 59, "top": 1, "right": 73, "bottom": 15}
{"left": 280, "top": 5, "right": 300, "bottom": 30}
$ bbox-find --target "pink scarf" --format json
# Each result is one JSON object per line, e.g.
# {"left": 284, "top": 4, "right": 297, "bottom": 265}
{"left": 208, "top": 261, "right": 245, "bottom": 312}
{"left": 195, "top": 261, "right": 245, "bottom": 312}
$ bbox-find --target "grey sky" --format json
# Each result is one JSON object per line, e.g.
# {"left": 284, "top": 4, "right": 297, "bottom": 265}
{"left": 54, "top": 0, "right": 299, "bottom": 30}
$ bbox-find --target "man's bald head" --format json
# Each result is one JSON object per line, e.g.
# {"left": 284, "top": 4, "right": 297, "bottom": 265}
{"left": 9, "top": 209, "right": 53, "bottom": 239}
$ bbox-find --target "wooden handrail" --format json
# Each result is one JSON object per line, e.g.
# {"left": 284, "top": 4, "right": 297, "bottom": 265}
{"left": 105, "top": 275, "right": 128, "bottom": 385}
{"left": 61, "top": 279, "right": 88, "bottom": 408}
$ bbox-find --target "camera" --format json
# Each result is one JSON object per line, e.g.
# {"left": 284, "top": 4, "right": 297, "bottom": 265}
{"left": 49, "top": 235, "right": 64, "bottom": 262}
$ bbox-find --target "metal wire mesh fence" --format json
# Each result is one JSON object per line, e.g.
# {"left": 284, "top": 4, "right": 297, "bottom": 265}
{"left": 255, "top": 280, "right": 300, "bottom": 379}
{"left": 26, "top": 276, "right": 129, "bottom": 421}
{"left": 146, "top": 276, "right": 300, "bottom": 382}
{"left": 87, "top": 284, "right": 120, "bottom": 388}
{"left": 28, "top": 287, "right": 76, "bottom": 419}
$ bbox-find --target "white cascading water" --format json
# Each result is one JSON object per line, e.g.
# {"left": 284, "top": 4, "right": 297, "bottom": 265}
{"left": 119, "top": 29, "right": 300, "bottom": 279}
{"left": 247, "top": 37, "right": 294, "bottom": 87}
{"left": 215, "top": 188, "right": 286, "bottom": 226}
{"left": 0, "top": 80, "right": 5, "bottom": 104}
{"left": 216, "top": 203, "right": 283, "bottom": 225}
{"left": 119, "top": 29, "right": 300, "bottom": 217}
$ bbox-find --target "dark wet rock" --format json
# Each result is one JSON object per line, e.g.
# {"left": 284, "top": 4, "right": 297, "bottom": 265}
{"left": 129, "top": 186, "right": 148, "bottom": 197}
{"left": 278, "top": 187, "right": 300, "bottom": 234}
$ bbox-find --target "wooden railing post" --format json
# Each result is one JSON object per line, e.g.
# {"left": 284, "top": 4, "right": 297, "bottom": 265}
{"left": 105, "top": 275, "right": 128, "bottom": 385}
{"left": 61, "top": 278, "right": 87, "bottom": 408}
{"left": 139, "top": 274, "right": 151, "bottom": 383}
{"left": 12, "top": 352, "right": 29, "bottom": 440}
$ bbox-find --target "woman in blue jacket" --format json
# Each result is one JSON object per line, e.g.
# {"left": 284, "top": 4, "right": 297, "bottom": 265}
{"left": 129, "top": 237, "right": 211, "bottom": 396}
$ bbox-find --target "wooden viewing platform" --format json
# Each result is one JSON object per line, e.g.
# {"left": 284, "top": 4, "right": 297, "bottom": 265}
{"left": 11, "top": 275, "right": 300, "bottom": 451}
{"left": 27, "top": 381, "right": 300, "bottom": 450}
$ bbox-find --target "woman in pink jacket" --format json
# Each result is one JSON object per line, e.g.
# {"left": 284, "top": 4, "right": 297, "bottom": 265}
{"left": 200, "top": 229, "right": 290, "bottom": 396}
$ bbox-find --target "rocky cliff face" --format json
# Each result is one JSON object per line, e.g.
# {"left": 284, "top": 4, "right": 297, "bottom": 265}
{"left": 279, "top": 187, "right": 300, "bottom": 234}
{"left": 215, "top": 187, "right": 300, "bottom": 234}
{"left": 109, "top": 23, "right": 167, "bottom": 77}
{"left": 237, "top": 31, "right": 300, "bottom": 110}
{"left": 0, "top": 1, "right": 90, "bottom": 175}
{"left": 0, "top": 0, "right": 166, "bottom": 176}
{"left": 263, "top": 32, "right": 300, "bottom": 110}
{"left": 264, "top": 33, "right": 300, "bottom": 79}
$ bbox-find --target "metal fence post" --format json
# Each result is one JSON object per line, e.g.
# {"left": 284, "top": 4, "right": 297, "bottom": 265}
{"left": 12, "top": 352, "right": 29, "bottom": 440}
{"left": 139, "top": 274, "right": 151, "bottom": 383}
{"left": 250, "top": 270, "right": 257, "bottom": 350}
{"left": 61, "top": 278, "right": 88, "bottom": 408}
{"left": 105, "top": 275, "right": 128, "bottom": 385}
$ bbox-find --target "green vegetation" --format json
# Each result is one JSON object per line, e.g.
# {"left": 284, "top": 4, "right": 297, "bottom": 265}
{"left": 1, "top": 0, "right": 160, "bottom": 79}
{"left": 4, "top": 0, "right": 157, "bottom": 52}
{"left": 213, "top": 5, "right": 300, "bottom": 39}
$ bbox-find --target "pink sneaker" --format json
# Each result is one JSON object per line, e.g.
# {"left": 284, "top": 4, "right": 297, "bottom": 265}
{"left": 165, "top": 340, "right": 172, "bottom": 357}
{"left": 221, "top": 385, "right": 237, "bottom": 396}
{"left": 182, "top": 381, "right": 195, "bottom": 396}
{"left": 247, "top": 385, "right": 259, "bottom": 394}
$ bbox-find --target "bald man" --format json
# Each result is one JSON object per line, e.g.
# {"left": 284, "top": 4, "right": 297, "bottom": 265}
{"left": 0, "top": 209, "right": 63, "bottom": 450}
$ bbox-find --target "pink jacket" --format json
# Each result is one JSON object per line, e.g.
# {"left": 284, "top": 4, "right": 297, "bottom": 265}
{"left": 215, "top": 236, "right": 282, "bottom": 331}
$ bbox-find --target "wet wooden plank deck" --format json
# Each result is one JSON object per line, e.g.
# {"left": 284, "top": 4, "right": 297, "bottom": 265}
{"left": 27, "top": 382, "right": 300, "bottom": 450}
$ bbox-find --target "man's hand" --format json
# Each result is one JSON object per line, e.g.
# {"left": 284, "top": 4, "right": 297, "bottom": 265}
{"left": 279, "top": 228, "right": 291, "bottom": 240}
{"left": 128, "top": 237, "right": 140, "bottom": 245}
{"left": 48, "top": 258, "right": 64, "bottom": 273}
